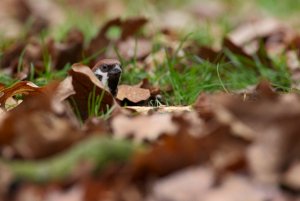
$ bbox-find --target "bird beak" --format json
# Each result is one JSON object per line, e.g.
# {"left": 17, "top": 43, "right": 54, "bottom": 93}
{"left": 109, "top": 65, "right": 122, "bottom": 75}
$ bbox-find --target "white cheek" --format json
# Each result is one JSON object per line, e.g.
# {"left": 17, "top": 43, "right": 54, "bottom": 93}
{"left": 94, "top": 69, "right": 108, "bottom": 86}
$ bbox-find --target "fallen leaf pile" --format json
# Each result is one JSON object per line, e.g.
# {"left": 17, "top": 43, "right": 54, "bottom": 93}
{"left": 2, "top": 0, "right": 300, "bottom": 200}
{"left": 1, "top": 70, "right": 300, "bottom": 200}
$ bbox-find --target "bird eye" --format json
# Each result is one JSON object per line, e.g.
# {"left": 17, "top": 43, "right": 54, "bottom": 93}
{"left": 101, "top": 65, "right": 108, "bottom": 71}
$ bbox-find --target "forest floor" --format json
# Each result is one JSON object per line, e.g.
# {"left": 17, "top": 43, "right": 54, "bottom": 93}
{"left": 1, "top": 0, "right": 300, "bottom": 200}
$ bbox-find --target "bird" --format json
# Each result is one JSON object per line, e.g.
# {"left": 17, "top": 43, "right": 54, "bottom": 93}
{"left": 92, "top": 59, "right": 122, "bottom": 96}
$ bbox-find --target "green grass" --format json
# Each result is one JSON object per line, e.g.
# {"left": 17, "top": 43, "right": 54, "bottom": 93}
{"left": 0, "top": 0, "right": 296, "bottom": 107}
{"left": 119, "top": 31, "right": 291, "bottom": 105}
{"left": 257, "top": 0, "right": 300, "bottom": 17}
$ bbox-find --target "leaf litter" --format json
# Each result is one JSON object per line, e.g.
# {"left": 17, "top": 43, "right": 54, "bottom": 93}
{"left": 2, "top": 1, "right": 300, "bottom": 200}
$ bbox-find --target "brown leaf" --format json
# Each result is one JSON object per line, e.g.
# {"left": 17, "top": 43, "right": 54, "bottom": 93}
{"left": 193, "top": 93, "right": 214, "bottom": 121}
{"left": 158, "top": 10, "right": 193, "bottom": 31}
{"left": 148, "top": 166, "right": 215, "bottom": 201}
{"left": 120, "top": 17, "right": 148, "bottom": 40}
{"left": 224, "top": 37, "right": 276, "bottom": 70}
{"left": 0, "top": 165, "right": 13, "bottom": 197}
{"left": 224, "top": 18, "right": 294, "bottom": 63}
{"left": 286, "top": 50, "right": 300, "bottom": 82}
{"left": 52, "top": 29, "right": 84, "bottom": 70}
{"left": 64, "top": 0, "right": 107, "bottom": 16}
{"left": 228, "top": 19, "right": 283, "bottom": 47}
{"left": 130, "top": 122, "right": 247, "bottom": 180}
{"left": 22, "top": 38, "right": 48, "bottom": 75}
{"left": 0, "top": 0, "right": 64, "bottom": 39}
{"left": 68, "top": 63, "right": 117, "bottom": 121}
{"left": 86, "top": 18, "right": 120, "bottom": 56}
{"left": 82, "top": 117, "right": 109, "bottom": 135}
{"left": 203, "top": 174, "right": 283, "bottom": 201}
{"left": 111, "top": 113, "right": 178, "bottom": 142}
{"left": 15, "top": 184, "right": 45, "bottom": 201}
{"left": 0, "top": 107, "right": 5, "bottom": 119}
{"left": 44, "top": 185, "right": 83, "bottom": 201}
{"left": 107, "top": 38, "right": 152, "bottom": 60}
{"left": 282, "top": 161, "right": 300, "bottom": 191}
{"left": 0, "top": 81, "right": 46, "bottom": 109}
{"left": 190, "top": 1, "right": 226, "bottom": 20}
{"left": 287, "top": 35, "right": 300, "bottom": 54}
{"left": 25, "top": 0, "right": 65, "bottom": 28}
{"left": 0, "top": 0, "right": 30, "bottom": 38}
{"left": 0, "top": 42, "right": 25, "bottom": 70}
{"left": 0, "top": 83, "right": 6, "bottom": 91}
{"left": 196, "top": 46, "right": 223, "bottom": 63}
{"left": 232, "top": 80, "right": 277, "bottom": 102}
{"left": 286, "top": 50, "right": 300, "bottom": 72}
{"left": 134, "top": 78, "right": 160, "bottom": 98}
{"left": 0, "top": 85, "right": 81, "bottom": 158}
{"left": 124, "top": 106, "right": 191, "bottom": 115}
{"left": 116, "top": 84, "right": 151, "bottom": 104}
{"left": 223, "top": 37, "right": 252, "bottom": 59}
{"left": 214, "top": 93, "right": 300, "bottom": 183}
{"left": 54, "top": 76, "right": 75, "bottom": 102}
{"left": 87, "top": 17, "right": 148, "bottom": 58}
{"left": 111, "top": 110, "right": 204, "bottom": 143}
{"left": 82, "top": 176, "right": 129, "bottom": 201}
{"left": 2, "top": 29, "right": 84, "bottom": 79}
{"left": 130, "top": 133, "right": 203, "bottom": 180}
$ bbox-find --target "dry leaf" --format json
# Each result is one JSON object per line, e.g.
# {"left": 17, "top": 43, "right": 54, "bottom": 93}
{"left": 0, "top": 165, "right": 13, "bottom": 196}
{"left": 203, "top": 174, "right": 283, "bottom": 201}
{"left": 148, "top": 166, "right": 215, "bottom": 201}
{"left": 108, "top": 38, "right": 152, "bottom": 60}
{"left": 0, "top": 81, "right": 46, "bottom": 109}
{"left": 52, "top": 29, "right": 84, "bottom": 70}
{"left": 120, "top": 17, "right": 148, "bottom": 40}
{"left": 68, "top": 63, "right": 117, "bottom": 121}
{"left": 282, "top": 161, "right": 300, "bottom": 191}
{"left": 54, "top": 76, "right": 75, "bottom": 102}
{"left": 158, "top": 10, "right": 194, "bottom": 31}
{"left": 130, "top": 122, "right": 247, "bottom": 180}
{"left": 116, "top": 84, "right": 151, "bottom": 103}
{"left": 45, "top": 185, "right": 83, "bottom": 201}
{"left": 87, "top": 17, "right": 148, "bottom": 58}
{"left": 223, "top": 37, "right": 252, "bottom": 59}
{"left": 193, "top": 93, "right": 214, "bottom": 121}
{"left": 190, "top": 1, "right": 226, "bottom": 20}
{"left": 134, "top": 78, "right": 160, "bottom": 98}
{"left": 25, "top": 0, "right": 65, "bottom": 28}
{"left": 111, "top": 113, "right": 178, "bottom": 142}
{"left": 196, "top": 46, "right": 223, "bottom": 63}
{"left": 228, "top": 19, "right": 283, "bottom": 47}
{"left": 15, "top": 185, "right": 45, "bottom": 201}
{"left": 215, "top": 93, "right": 300, "bottom": 183}
{"left": 0, "top": 87, "right": 81, "bottom": 158}
{"left": 0, "top": 42, "right": 25, "bottom": 71}
{"left": 0, "top": 0, "right": 30, "bottom": 38}
{"left": 125, "top": 106, "right": 191, "bottom": 115}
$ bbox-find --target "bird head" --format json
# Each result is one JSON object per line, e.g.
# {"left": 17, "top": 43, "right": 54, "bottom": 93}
{"left": 92, "top": 59, "right": 122, "bottom": 96}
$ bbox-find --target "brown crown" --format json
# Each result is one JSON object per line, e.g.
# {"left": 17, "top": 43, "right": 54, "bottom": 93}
{"left": 92, "top": 59, "right": 121, "bottom": 71}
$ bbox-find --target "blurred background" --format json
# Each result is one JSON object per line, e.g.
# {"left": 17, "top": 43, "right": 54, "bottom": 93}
{"left": 1, "top": 0, "right": 300, "bottom": 44}
{"left": 1, "top": 0, "right": 300, "bottom": 105}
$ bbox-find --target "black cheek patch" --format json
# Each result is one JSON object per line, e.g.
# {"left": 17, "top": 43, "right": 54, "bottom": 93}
{"left": 95, "top": 74, "right": 103, "bottom": 81}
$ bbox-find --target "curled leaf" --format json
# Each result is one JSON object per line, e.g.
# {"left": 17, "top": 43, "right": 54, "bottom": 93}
{"left": 0, "top": 81, "right": 50, "bottom": 109}
{"left": 68, "top": 63, "right": 117, "bottom": 121}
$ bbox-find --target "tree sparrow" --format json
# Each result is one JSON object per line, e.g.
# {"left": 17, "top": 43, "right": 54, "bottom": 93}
{"left": 92, "top": 59, "right": 122, "bottom": 96}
